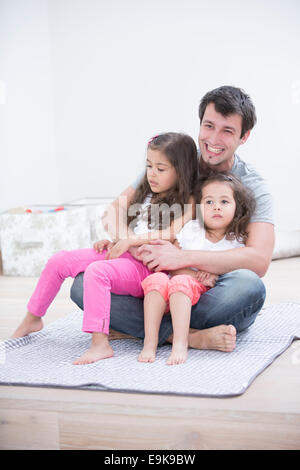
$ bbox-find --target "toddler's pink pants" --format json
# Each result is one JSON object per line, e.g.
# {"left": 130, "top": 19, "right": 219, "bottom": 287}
{"left": 27, "top": 248, "right": 151, "bottom": 335}
{"left": 141, "top": 272, "right": 208, "bottom": 312}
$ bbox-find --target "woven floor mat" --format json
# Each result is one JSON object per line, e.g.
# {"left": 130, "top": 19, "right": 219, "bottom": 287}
{"left": 1, "top": 303, "right": 299, "bottom": 397}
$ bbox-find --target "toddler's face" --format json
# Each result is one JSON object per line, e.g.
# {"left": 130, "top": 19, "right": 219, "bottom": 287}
{"left": 146, "top": 149, "right": 177, "bottom": 194}
{"left": 200, "top": 181, "right": 236, "bottom": 231}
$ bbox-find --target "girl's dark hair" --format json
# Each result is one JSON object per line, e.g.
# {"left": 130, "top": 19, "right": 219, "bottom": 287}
{"left": 196, "top": 172, "right": 256, "bottom": 243}
{"left": 198, "top": 86, "right": 257, "bottom": 138}
{"left": 127, "top": 132, "right": 198, "bottom": 230}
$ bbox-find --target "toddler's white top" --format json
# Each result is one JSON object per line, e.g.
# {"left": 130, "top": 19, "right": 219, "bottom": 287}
{"left": 132, "top": 197, "right": 245, "bottom": 251}
{"left": 176, "top": 219, "right": 245, "bottom": 251}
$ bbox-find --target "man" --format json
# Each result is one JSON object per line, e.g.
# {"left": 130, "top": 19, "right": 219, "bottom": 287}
{"left": 71, "top": 86, "right": 274, "bottom": 352}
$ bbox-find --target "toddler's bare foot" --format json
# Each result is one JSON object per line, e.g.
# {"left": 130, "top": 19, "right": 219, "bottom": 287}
{"left": 138, "top": 342, "right": 157, "bottom": 363}
{"left": 11, "top": 313, "right": 43, "bottom": 338}
{"left": 167, "top": 342, "right": 188, "bottom": 365}
{"left": 73, "top": 343, "right": 114, "bottom": 365}
{"left": 188, "top": 324, "right": 236, "bottom": 352}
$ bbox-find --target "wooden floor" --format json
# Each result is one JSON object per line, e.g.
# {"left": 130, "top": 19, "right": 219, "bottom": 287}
{"left": 1, "top": 257, "right": 300, "bottom": 450}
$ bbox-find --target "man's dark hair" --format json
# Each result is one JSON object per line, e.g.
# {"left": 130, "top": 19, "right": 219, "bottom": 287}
{"left": 198, "top": 86, "right": 257, "bottom": 138}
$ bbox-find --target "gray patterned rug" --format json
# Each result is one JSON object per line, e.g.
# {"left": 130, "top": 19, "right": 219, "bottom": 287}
{"left": 1, "top": 303, "right": 300, "bottom": 397}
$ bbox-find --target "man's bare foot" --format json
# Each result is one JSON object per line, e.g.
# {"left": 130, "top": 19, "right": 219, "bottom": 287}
{"left": 188, "top": 325, "right": 236, "bottom": 352}
{"left": 167, "top": 342, "right": 188, "bottom": 365}
{"left": 11, "top": 313, "right": 43, "bottom": 338}
{"left": 138, "top": 341, "right": 157, "bottom": 363}
{"left": 73, "top": 343, "right": 114, "bottom": 365}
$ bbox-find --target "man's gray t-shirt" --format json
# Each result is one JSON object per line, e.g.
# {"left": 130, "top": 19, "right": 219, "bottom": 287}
{"left": 130, "top": 154, "right": 274, "bottom": 225}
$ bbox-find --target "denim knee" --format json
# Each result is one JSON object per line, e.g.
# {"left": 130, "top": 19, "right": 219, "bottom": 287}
{"left": 222, "top": 269, "right": 266, "bottom": 331}
{"left": 229, "top": 269, "right": 266, "bottom": 299}
{"left": 190, "top": 269, "right": 266, "bottom": 333}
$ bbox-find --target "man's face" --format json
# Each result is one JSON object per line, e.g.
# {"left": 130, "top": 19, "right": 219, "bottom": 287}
{"left": 198, "top": 103, "right": 250, "bottom": 172}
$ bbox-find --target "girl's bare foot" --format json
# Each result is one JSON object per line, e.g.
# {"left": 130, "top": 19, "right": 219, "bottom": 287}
{"left": 167, "top": 342, "right": 188, "bottom": 365}
{"left": 73, "top": 332, "right": 114, "bottom": 365}
{"left": 73, "top": 343, "right": 114, "bottom": 365}
{"left": 188, "top": 324, "right": 236, "bottom": 352}
{"left": 11, "top": 313, "right": 43, "bottom": 338}
{"left": 138, "top": 342, "right": 157, "bottom": 363}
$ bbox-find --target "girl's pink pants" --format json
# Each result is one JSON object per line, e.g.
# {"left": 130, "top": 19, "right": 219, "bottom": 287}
{"left": 142, "top": 272, "right": 208, "bottom": 312}
{"left": 27, "top": 249, "right": 151, "bottom": 335}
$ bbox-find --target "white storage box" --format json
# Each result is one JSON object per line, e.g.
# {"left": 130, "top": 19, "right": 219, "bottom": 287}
{"left": 0, "top": 205, "right": 91, "bottom": 276}
{"left": 66, "top": 197, "right": 113, "bottom": 244}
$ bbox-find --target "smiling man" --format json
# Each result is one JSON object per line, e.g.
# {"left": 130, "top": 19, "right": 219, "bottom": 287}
{"left": 71, "top": 86, "right": 274, "bottom": 353}
{"left": 199, "top": 103, "right": 251, "bottom": 172}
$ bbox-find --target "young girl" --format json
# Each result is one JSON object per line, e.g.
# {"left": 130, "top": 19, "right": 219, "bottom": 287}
{"left": 11, "top": 133, "right": 199, "bottom": 365}
{"left": 138, "top": 173, "right": 256, "bottom": 365}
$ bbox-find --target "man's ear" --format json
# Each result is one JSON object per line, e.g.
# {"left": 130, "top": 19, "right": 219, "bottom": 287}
{"left": 240, "top": 129, "right": 251, "bottom": 145}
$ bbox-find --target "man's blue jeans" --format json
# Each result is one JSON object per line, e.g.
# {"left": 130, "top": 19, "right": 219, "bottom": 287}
{"left": 70, "top": 269, "right": 266, "bottom": 346}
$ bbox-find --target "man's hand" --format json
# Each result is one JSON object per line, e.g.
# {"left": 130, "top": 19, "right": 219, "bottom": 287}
{"left": 137, "top": 239, "right": 185, "bottom": 272}
{"left": 93, "top": 239, "right": 114, "bottom": 254}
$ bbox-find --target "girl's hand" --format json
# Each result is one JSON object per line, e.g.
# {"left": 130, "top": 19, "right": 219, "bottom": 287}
{"left": 127, "top": 246, "right": 142, "bottom": 261}
{"left": 105, "top": 239, "right": 131, "bottom": 260}
{"left": 93, "top": 239, "right": 114, "bottom": 253}
{"left": 196, "top": 271, "right": 218, "bottom": 287}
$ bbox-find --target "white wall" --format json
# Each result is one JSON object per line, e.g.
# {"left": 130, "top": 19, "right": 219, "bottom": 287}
{"left": 0, "top": 0, "right": 59, "bottom": 208}
{"left": 1, "top": 0, "right": 300, "bottom": 229}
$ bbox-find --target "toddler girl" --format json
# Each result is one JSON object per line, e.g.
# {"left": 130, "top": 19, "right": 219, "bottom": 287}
{"left": 139, "top": 173, "right": 256, "bottom": 365}
{"left": 12, "top": 133, "right": 199, "bottom": 365}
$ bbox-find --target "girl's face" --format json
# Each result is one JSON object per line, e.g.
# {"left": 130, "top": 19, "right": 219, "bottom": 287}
{"left": 146, "top": 148, "right": 178, "bottom": 194}
{"left": 200, "top": 181, "right": 236, "bottom": 232}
